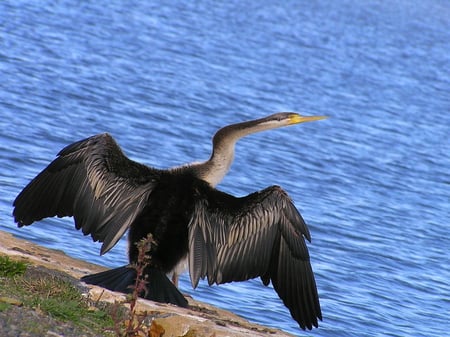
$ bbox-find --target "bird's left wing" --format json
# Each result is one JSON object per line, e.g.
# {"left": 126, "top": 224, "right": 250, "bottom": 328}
{"left": 188, "top": 184, "right": 321, "bottom": 330}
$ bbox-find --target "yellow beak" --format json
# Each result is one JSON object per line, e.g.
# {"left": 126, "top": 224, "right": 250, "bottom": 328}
{"left": 287, "top": 113, "right": 328, "bottom": 125}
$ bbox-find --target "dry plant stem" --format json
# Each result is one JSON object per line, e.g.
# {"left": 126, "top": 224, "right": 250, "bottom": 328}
{"left": 125, "top": 233, "right": 155, "bottom": 336}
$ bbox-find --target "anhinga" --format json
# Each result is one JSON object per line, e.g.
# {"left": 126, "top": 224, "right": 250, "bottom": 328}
{"left": 13, "top": 112, "right": 325, "bottom": 330}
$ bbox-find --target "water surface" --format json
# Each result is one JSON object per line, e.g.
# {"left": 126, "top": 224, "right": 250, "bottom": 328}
{"left": 1, "top": 1, "right": 449, "bottom": 336}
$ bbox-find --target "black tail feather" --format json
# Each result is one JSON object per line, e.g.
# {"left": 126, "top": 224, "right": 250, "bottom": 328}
{"left": 81, "top": 265, "right": 135, "bottom": 292}
{"left": 81, "top": 265, "right": 188, "bottom": 307}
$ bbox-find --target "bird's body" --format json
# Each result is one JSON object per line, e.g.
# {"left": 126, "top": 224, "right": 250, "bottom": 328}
{"left": 13, "top": 113, "right": 325, "bottom": 330}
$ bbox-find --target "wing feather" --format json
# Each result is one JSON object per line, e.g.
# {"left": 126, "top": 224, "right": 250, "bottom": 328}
{"left": 13, "top": 133, "right": 159, "bottom": 254}
{"left": 188, "top": 184, "right": 321, "bottom": 330}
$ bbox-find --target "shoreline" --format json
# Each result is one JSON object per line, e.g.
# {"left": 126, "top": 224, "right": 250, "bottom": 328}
{"left": 0, "top": 230, "right": 295, "bottom": 337}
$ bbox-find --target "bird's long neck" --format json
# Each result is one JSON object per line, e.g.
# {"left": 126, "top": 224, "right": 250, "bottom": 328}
{"left": 186, "top": 112, "right": 326, "bottom": 187}
{"left": 192, "top": 118, "right": 276, "bottom": 187}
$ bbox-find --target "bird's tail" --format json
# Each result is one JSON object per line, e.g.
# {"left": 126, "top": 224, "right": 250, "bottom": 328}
{"left": 81, "top": 265, "right": 188, "bottom": 307}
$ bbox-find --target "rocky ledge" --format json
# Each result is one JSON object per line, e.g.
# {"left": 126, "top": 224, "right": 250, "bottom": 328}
{"left": 0, "top": 230, "right": 294, "bottom": 337}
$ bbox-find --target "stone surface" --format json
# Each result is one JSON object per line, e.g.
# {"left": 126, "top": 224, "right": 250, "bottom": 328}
{"left": 0, "top": 230, "right": 294, "bottom": 337}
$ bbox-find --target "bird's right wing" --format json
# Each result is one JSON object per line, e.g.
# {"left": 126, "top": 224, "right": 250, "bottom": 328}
{"left": 13, "top": 133, "right": 160, "bottom": 254}
{"left": 188, "top": 184, "right": 321, "bottom": 330}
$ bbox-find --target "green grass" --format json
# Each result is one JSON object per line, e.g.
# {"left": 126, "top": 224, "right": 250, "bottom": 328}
{"left": 0, "top": 255, "right": 27, "bottom": 277}
{"left": 21, "top": 275, "right": 114, "bottom": 328}
{"left": 0, "top": 256, "right": 116, "bottom": 335}
{"left": 0, "top": 302, "right": 11, "bottom": 311}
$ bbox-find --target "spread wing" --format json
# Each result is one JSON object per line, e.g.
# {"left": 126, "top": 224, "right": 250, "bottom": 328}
{"left": 188, "top": 185, "right": 321, "bottom": 330}
{"left": 13, "top": 133, "right": 159, "bottom": 254}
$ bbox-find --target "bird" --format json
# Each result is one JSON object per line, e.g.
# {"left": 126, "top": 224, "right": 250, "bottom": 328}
{"left": 13, "top": 112, "right": 326, "bottom": 330}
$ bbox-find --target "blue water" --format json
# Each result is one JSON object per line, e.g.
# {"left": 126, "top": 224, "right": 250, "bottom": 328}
{"left": 1, "top": 1, "right": 449, "bottom": 336}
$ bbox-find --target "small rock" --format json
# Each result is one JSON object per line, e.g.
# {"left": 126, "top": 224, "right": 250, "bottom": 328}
{"left": 0, "top": 297, "right": 23, "bottom": 306}
{"left": 46, "top": 331, "right": 64, "bottom": 337}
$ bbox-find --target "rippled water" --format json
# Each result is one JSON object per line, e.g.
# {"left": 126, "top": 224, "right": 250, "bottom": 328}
{"left": 1, "top": 1, "right": 449, "bottom": 336}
